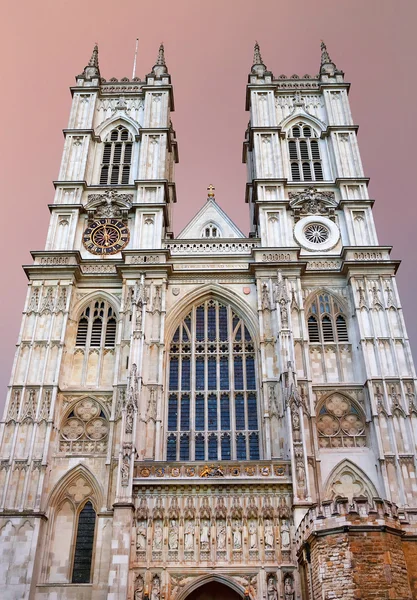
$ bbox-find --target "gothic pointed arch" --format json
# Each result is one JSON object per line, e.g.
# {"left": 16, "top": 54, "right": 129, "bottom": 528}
{"left": 165, "top": 289, "right": 261, "bottom": 462}
{"left": 176, "top": 574, "right": 245, "bottom": 600}
{"left": 46, "top": 463, "right": 103, "bottom": 512}
{"left": 72, "top": 290, "right": 121, "bottom": 322}
{"left": 281, "top": 113, "right": 327, "bottom": 182}
{"left": 324, "top": 459, "right": 379, "bottom": 502}
{"left": 304, "top": 289, "right": 349, "bottom": 345}
{"left": 96, "top": 114, "right": 140, "bottom": 140}
{"left": 280, "top": 111, "right": 326, "bottom": 133}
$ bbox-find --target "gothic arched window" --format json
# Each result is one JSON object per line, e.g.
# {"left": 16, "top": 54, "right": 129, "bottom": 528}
{"left": 201, "top": 223, "right": 220, "bottom": 238}
{"left": 76, "top": 300, "right": 117, "bottom": 349}
{"left": 317, "top": 393, "right": 366, "bottom": 448}
{"left": 100, "top": 125, "right": 133, "bottom": 185}
{"left": 288, "top": 123, "right": 324, "bottom": 182}
{"left": 71, "top": 501, "right": 96, "bottom": 583}
{"left": 307, "top": 293, "right": 348, "bottom": 344}
{"left": 167, "top": 299, "right": 260, "bottom": 461}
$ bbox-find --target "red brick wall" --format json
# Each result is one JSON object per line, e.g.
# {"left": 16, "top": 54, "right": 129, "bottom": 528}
{"left": 402, "top": 539, "right": 417, "bottom": 598}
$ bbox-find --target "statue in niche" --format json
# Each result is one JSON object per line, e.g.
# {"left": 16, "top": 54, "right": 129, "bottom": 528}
{"left": 284, "top": 575, "right": 294, "bottom": 600}
{"left": 151, "top": 576, "right": 160, "bottom": 600}
{"left": 267, "top": 576, "right": 278, "bottom": 600}
{"left": 280, "top": 520, "right": 290, "bottom": 550}
{"left": 153, "top": 520, "right": 163, "bottom": 551}
{"left": 168, "top": 519, "right": 179, "bottom": 550}
{"left": 249, "top": 520, "right": 258, "bottom": 549}
{"left": 126, "top": 402, "right": 134, "bottom": 434}
{"left": 184, "top": 521, "right": 195, "bottom": 550}
{"left": 261, "top": 283, "right": 271, "bottom": 311}
{"left": 200, "top": 519, "right": 210, "bottom": 546}
{"left": 136, "top": 522, "right": 147, "bottom": 551}
{"left": 134, "top": 575, "right": 144, "bottom": 600}
{"left": 264, "top": 519, "right": 274, "bottom": 549}
{"left": 217, "top": 520, "right": 226, "bottom": 549}
{"left": 232, "top": 519, "right": 242, "bottom": 549}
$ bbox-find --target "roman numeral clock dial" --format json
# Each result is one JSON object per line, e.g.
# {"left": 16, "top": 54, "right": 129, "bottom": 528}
{"left": 82, "top": 218, "right": 130, "bottom": 255}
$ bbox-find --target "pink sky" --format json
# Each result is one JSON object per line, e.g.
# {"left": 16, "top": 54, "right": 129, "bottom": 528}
{"left": 1, "top": 0, "right": 417, "bottom": 409}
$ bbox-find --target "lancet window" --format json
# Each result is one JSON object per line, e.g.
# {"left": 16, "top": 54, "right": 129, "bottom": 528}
{"left": 99, "top": 125, "right": 133, "bottom": 185}
{"left": 75, "top": 300, "right": 117, "bottom": 349}
{"left": 71, "top": 501, "right": 96, "bottom": 583}
{"left": 287, "top": 123, "right": 324, "bottom": 182}
{"left": 307, "top": 293, "right": 348, "bottom": 344}
{"left": 167, "top": 299, "right": 260, "bottom": 461}
{"left": 201, "top": 223, "right": 220, "bottom": 238}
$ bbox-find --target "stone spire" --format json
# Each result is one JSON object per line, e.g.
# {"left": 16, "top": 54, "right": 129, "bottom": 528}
{"left": 81, "top": 43, "right": 100, "bottom": 80}
{"left": 152, "top": 43, "right": 168, "bottom": 77}
{"left": 319, "top": 40, "right": 342, "bottom": 78}
{"left": 251, "top": 41, "right": 267, "bottom": 77}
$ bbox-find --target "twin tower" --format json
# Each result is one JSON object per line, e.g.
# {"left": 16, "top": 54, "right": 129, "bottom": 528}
{"left": 1, "top": 42, "right": 417, "bottom": 600}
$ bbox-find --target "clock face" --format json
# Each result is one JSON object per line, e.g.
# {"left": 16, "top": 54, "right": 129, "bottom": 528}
{"left": 83, "top": 218, "right": 130, "bottom": 255}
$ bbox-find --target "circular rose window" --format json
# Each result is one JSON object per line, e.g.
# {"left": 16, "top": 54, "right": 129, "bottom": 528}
{"left": 293, "top": 215, "right": 340, "bottom": 251}
{"left": 304, "top": 223, "right": 330, "bottom": 244}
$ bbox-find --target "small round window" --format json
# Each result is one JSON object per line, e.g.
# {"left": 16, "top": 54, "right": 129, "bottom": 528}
{"left": 304, "top": 223, "right": 330, "bottom": 244}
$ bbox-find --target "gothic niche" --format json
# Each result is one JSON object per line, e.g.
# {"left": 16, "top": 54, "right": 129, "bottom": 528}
{"left": 60, "top": 398, "right": 109, "bottom": 453}
{"left": 316, "top": 393, "right": 366, "bottom": 448}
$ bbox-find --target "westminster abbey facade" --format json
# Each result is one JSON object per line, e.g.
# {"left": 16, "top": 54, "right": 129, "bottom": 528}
{"left": 1, "top": 42, "right": 417, "bottom": 600}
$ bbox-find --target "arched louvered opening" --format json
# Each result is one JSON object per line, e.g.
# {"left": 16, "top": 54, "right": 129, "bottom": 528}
{"left": 307, "top": 293, "right": 349, "bottom": 345}
{"left": 76, "top": 317, "right": 89, "bottom": 346}
{"left": 287, "top": 122, "right": 324, "bottom": 182}
{"left": 75, "top": 299, "right": 118, "bottom": 349}
{"left": 321, "top": 315, "right": 334, "bottom": 342}
{"left": 308, "top": 316, "right": 320, "bottom": 343}
{"left": 100, "top": 125, "right": 133, "bottom": 185}
{"left": 336, "top": 315, "right": 349, "bottom": 342}
{"left": 71, "top": 501, "right": 96, "bottom": 583}
{"left": 167, "top": 299, "right": 260, "bottom": 462}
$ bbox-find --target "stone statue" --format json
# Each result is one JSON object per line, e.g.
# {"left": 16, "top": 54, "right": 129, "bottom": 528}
{"left": 153, "top": 521, "right": 163, "bottom": 551}
{"left": 267, "top": 576, "right": 278, "bottom": 600}
{"left": 134, "top": 575, "right": 144, "bottom": 600}
{"left": 184, "top": 521, "right": 195, "bottom": 550}
{"left": 200, "top": 519, "right": 210, "bottom": 546}
{"left": 262, "top": 283, "right": 271, "bottom": 311}
{"left": 168, "top": 519, "right": 178, "bottom": 550}
{"left": 232, "top": 520, "right": 242, "bottom": 549}
{"left": 249, "top": 520, "right": 258, "bottom": 549}
{"left": 136, "top": 522, "right": 147, "bottom": 551}
{"left": 280, "top": 520, "right": 290, "bottom": 550}
{"left": 264, "top": 519, "right": 274, "bottom": 549}
{"left": 217, "top": 521, "right": 226, "bottom": 549}
{"left": 284, "top": 575, "right": 294, "bottom": 600}
{"left": 151, "top": 576, "right": 160, "bottom": 600}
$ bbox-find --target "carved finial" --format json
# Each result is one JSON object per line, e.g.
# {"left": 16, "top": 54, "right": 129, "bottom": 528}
{"left": 152, "top": 43, "right": 168, "bottom": 77}
{"left": 320, "top": 40, "right": 332, "bottom": 65}
{"left": 89, "top": 43, "right": 99, "bottom": 67}
{"left": 253, "top": 41, "right": 263, "bottom": 65}
{"left": 81, "top": 43, "right": 100, "bottom": 80}
{"left": 207, "top": 184, "right": 215, "bottom": 199}
{"left": 251, "top": 41, "right": 267, "bottom": 77}
{"left": 156, "top": 43, "right": 166, "bottom": 66}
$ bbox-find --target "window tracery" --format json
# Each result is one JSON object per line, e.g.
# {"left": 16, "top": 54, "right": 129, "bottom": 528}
{"left": 75, "top": 299, "right": 117, "bottom": 348}
{"left": 167, "top": 299, "right": 260, "bottom": 461}
{"left": 99, "top": 125, "right": 133, "bottom": 185}
{"left": 317, "top": 393, "right": 366, "bottom": 448}
{"left": 307, "top": 293, "right": 348, "bottom": 344}
{"left": 60, "top": 398, "right": 109, "bottom": 453}
{"left": 287, "top": 122, "right": 324, "bottom": 182}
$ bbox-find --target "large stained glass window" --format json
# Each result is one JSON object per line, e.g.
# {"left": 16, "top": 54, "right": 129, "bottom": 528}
{"left": 166, "top": 299, "right": 260, "bottom": 461}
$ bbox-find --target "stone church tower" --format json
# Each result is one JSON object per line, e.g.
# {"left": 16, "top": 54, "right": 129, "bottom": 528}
{"left": 1, "top": 41, "right": 417, "bottom": 600}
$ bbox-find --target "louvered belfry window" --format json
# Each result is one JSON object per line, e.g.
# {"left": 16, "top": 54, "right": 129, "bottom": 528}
{"left": 307, "top": 293, "right": 348, "bottom": 344}
{"left": 167, "top": 299, "right": 260, "bottom": 461}
{"left": 75, "top": 300, "right": 117, "bottom": 349}
{"left": 288, "top": 123, "right": 324, "bottom": 182}
{"left": 100, "top": 126, "right": 133, "bottom": 185}
{"left": 71, "top": 501, "right": 96, "bottom": 583}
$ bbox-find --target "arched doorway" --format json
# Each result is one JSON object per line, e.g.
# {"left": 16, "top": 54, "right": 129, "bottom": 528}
{"left": 186, "top": 581, "right": 243, "bottom": 600}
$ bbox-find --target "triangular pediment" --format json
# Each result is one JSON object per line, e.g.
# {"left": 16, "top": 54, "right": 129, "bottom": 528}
{"left": 177, "top": 198, "right": 245, "bottom": 239}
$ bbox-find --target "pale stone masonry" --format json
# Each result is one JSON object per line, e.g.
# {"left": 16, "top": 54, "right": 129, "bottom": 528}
{"left": 0, "top": 41, "right": 417, "bottom": 600}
